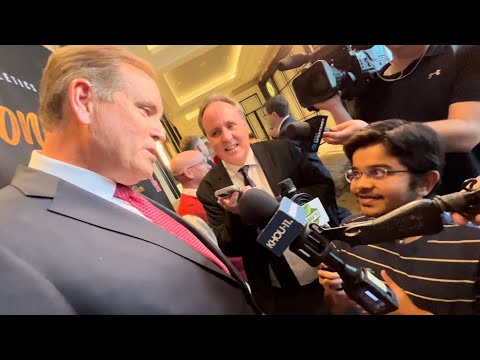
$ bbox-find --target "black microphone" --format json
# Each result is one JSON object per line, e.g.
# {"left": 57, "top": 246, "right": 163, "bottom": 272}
{"left": 285, "top": 115, "right": 329, "bottom": 153}
{"left": 238, "top": 188, "right": 279, "bottom": 227}
{"left": 238, "top": 189, "right": 306, "bottom": 257}
{"left": 238, "top": 189, "right": 399, "bottom": 315}
{"left": 277, "top": 178, "right": 313, "bottom": 206}
{"left": 277, "top": 53, "right": 311, "bottom": 71}
{"left": 285, "top": 122, "right": 311, "bottom": 140}
{"left": 342, "top": 199, "right": 444, "bottom": 246}
{"left": 239, "top": 189, "right": 448, "bottom": 248}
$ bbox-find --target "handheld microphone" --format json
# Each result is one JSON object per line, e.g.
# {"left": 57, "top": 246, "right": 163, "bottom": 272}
{"left": 238, "top": 190, "right": 399, "bottom": 314}
{"left": 276, "top": 178, "right": 329, "bottom": 226}
{"left": 285, "top": 115, "right": 328, "bottom": 153}
{"left": 342, "top": 199, "right": 444, "bottom": 246}
{"left": 238, "top": 188, "right": 306, "bottom": 256}
{"left": 277, "top": 178, "right": 313, "bottom": 205}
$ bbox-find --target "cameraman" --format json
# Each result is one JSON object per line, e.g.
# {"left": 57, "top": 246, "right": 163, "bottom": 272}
{"left": 313, "top": 45, "right": 480, "bottom": 195}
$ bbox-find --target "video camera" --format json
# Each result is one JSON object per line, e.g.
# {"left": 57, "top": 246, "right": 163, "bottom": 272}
{"left": 278, "top": 45, "right": 390, "bottom": 111}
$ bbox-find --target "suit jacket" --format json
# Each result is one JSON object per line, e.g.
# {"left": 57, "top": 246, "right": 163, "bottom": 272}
{"left": 0, "top": 244, "right": 75, "bottom": 315}
{"left": 0, "top": 166, "right": 258, "bottom": 315}
{"left": 197, "top": 140, "right": 343, "bottom": 312}
{"left": 277, "top": 115, "right": 298, "bottom": 140}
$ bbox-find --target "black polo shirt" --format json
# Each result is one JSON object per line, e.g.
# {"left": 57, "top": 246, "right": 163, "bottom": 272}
{"left": 355, "top": 45, "right": 480, "bottom": 195}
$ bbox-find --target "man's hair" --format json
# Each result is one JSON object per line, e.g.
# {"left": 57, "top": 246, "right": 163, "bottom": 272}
{"left": 180, "top": 135, "right": 203, "bottom": 152}
{"left": 197, "top": 94, "right": 245, "bottom": 136}
{"left": 264, "top": 95, "right": 289, "bottom": 117}
{"left": 343, "top": 119, "right": 445, "bottom": 191}
{"left": 39, "top": 45, "right": 157, "bottom": 132}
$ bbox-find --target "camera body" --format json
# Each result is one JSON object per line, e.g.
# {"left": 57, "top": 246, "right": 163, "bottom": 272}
{"left": 286, "top": 45, "right": 390, "bottom": 110}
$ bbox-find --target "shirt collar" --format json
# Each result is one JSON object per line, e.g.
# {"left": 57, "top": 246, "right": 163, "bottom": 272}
{"left": 277, "top": 115, "right": 289, "bottom": 133}
{"left": 222, "top": 147, "right": 257, "bottom": 179}
{"left": 182, "top": 188, "right": 198, "bottom": 197}
{"left": 28, "top": 150, "right": 117, "bottom": 201}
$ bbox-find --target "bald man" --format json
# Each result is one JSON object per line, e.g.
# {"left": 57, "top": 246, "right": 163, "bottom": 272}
{"left": 171, "top": 150, "right": 249, "bottom": 282}
{"left": 171, "top": 150, "right": 212, "bottom": 222}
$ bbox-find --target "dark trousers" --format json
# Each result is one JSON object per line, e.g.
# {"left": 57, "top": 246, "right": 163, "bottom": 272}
{"left": 270, "top": 280, "right": 328, "bottom": 315}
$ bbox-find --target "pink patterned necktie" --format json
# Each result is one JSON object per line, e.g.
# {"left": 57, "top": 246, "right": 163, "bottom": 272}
{"left": 114, "top": 184, "right": 229, "bottom": 274}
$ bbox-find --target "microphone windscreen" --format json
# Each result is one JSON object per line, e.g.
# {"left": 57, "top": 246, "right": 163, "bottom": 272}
{"left": 285, "top": 122, "right": 311, "bottom": 140}
{"left": 277, "top": 54, "right": 310, "bottom": 71}
{"left": 238, "top": 188, "right": 279, "bottom": 227}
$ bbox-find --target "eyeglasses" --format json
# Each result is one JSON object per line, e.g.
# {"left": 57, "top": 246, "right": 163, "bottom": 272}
{"left": 345, "top": 167, "right": 410, "bottom": 183}
{"left": 186, "top": 159, "right": 208, "bottom": 170}
{"left": 172, "top": 159, "right": 209, "bottom": 177}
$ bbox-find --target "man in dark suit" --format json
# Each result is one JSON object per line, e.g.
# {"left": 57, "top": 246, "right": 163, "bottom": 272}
{"left": 263, "top": 95, "right": 297, "bottom": 140}
{"left": 264, "top": 95, "right": 349, "bottom": 219}
{"left": 0, "top": 46, "right": 257, "bottom": 315}
{"left": 196, "top": 94, "right": 348, "bottom": 314}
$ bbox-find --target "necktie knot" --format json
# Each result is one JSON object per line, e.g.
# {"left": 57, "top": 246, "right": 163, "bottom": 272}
{"left": 114, "top": 183, "right": 135, "bottom": 201}
{"left": 238, "top": 165, "right": 256, "bottom": 187}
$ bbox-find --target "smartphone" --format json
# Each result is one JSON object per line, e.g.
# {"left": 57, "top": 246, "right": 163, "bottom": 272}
{"left": 214, "top": 185, "right": 242, "bottom": 198}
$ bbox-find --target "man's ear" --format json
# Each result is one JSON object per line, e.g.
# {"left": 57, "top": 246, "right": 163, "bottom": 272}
{"left": 68, "top": 78, "right": 95, "bottom": 126}
{"left": 183, "top": 169, "right": 195, "bottom": 180}
{"left": 417, "top": 170, "right": 441, "bottom": 197}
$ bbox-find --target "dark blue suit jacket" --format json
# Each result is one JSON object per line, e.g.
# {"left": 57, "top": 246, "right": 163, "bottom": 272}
{"left": 0, "top": 166, "right": 258, "bottom": 314}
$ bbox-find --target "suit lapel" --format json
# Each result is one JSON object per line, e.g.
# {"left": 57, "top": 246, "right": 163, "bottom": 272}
{"left": 251, "top": 142, "right": 282, "bottom": 197}
{"left": 211, "top": 162, "right": 235, "bottom": 190}
{"left": 12, "top": 166, "right": 228, "bottom": 278}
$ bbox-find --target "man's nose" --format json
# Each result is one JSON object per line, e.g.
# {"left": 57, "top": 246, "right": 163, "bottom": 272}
{"left": 221, "top": 129, "right": 233, "bottom": 142}
{"left": 152, "top": 121, "right": 166, "bottom": 142}
{"left": 352, "top": 173, "right": 374, "bottom": 191}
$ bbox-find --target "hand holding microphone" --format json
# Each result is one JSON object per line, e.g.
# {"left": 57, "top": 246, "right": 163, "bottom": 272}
{"left": 238, "top": 188, "right": 399, "bottom": 314}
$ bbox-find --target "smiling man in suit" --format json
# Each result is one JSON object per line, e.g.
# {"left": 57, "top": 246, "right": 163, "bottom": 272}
{"left": 196, "top": 94, "right": 348, "bottom": 314}
{"left": 0, "top": 46, "right": 258, "bottom": 315}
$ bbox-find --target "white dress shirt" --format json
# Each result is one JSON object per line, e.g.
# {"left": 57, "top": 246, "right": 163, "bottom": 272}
{"left": 276, "top": 115, "right": 289, "bottom": 136}
{"left": 222, "top": 148, "right": 274, "bottom": 195}
{"left": 28, "top": 150, "right": 147, "bottom": 219}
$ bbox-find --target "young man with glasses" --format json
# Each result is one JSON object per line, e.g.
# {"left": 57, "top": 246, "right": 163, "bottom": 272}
{"left": 318, "top": 119, "right": 480, "bottom": 315}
